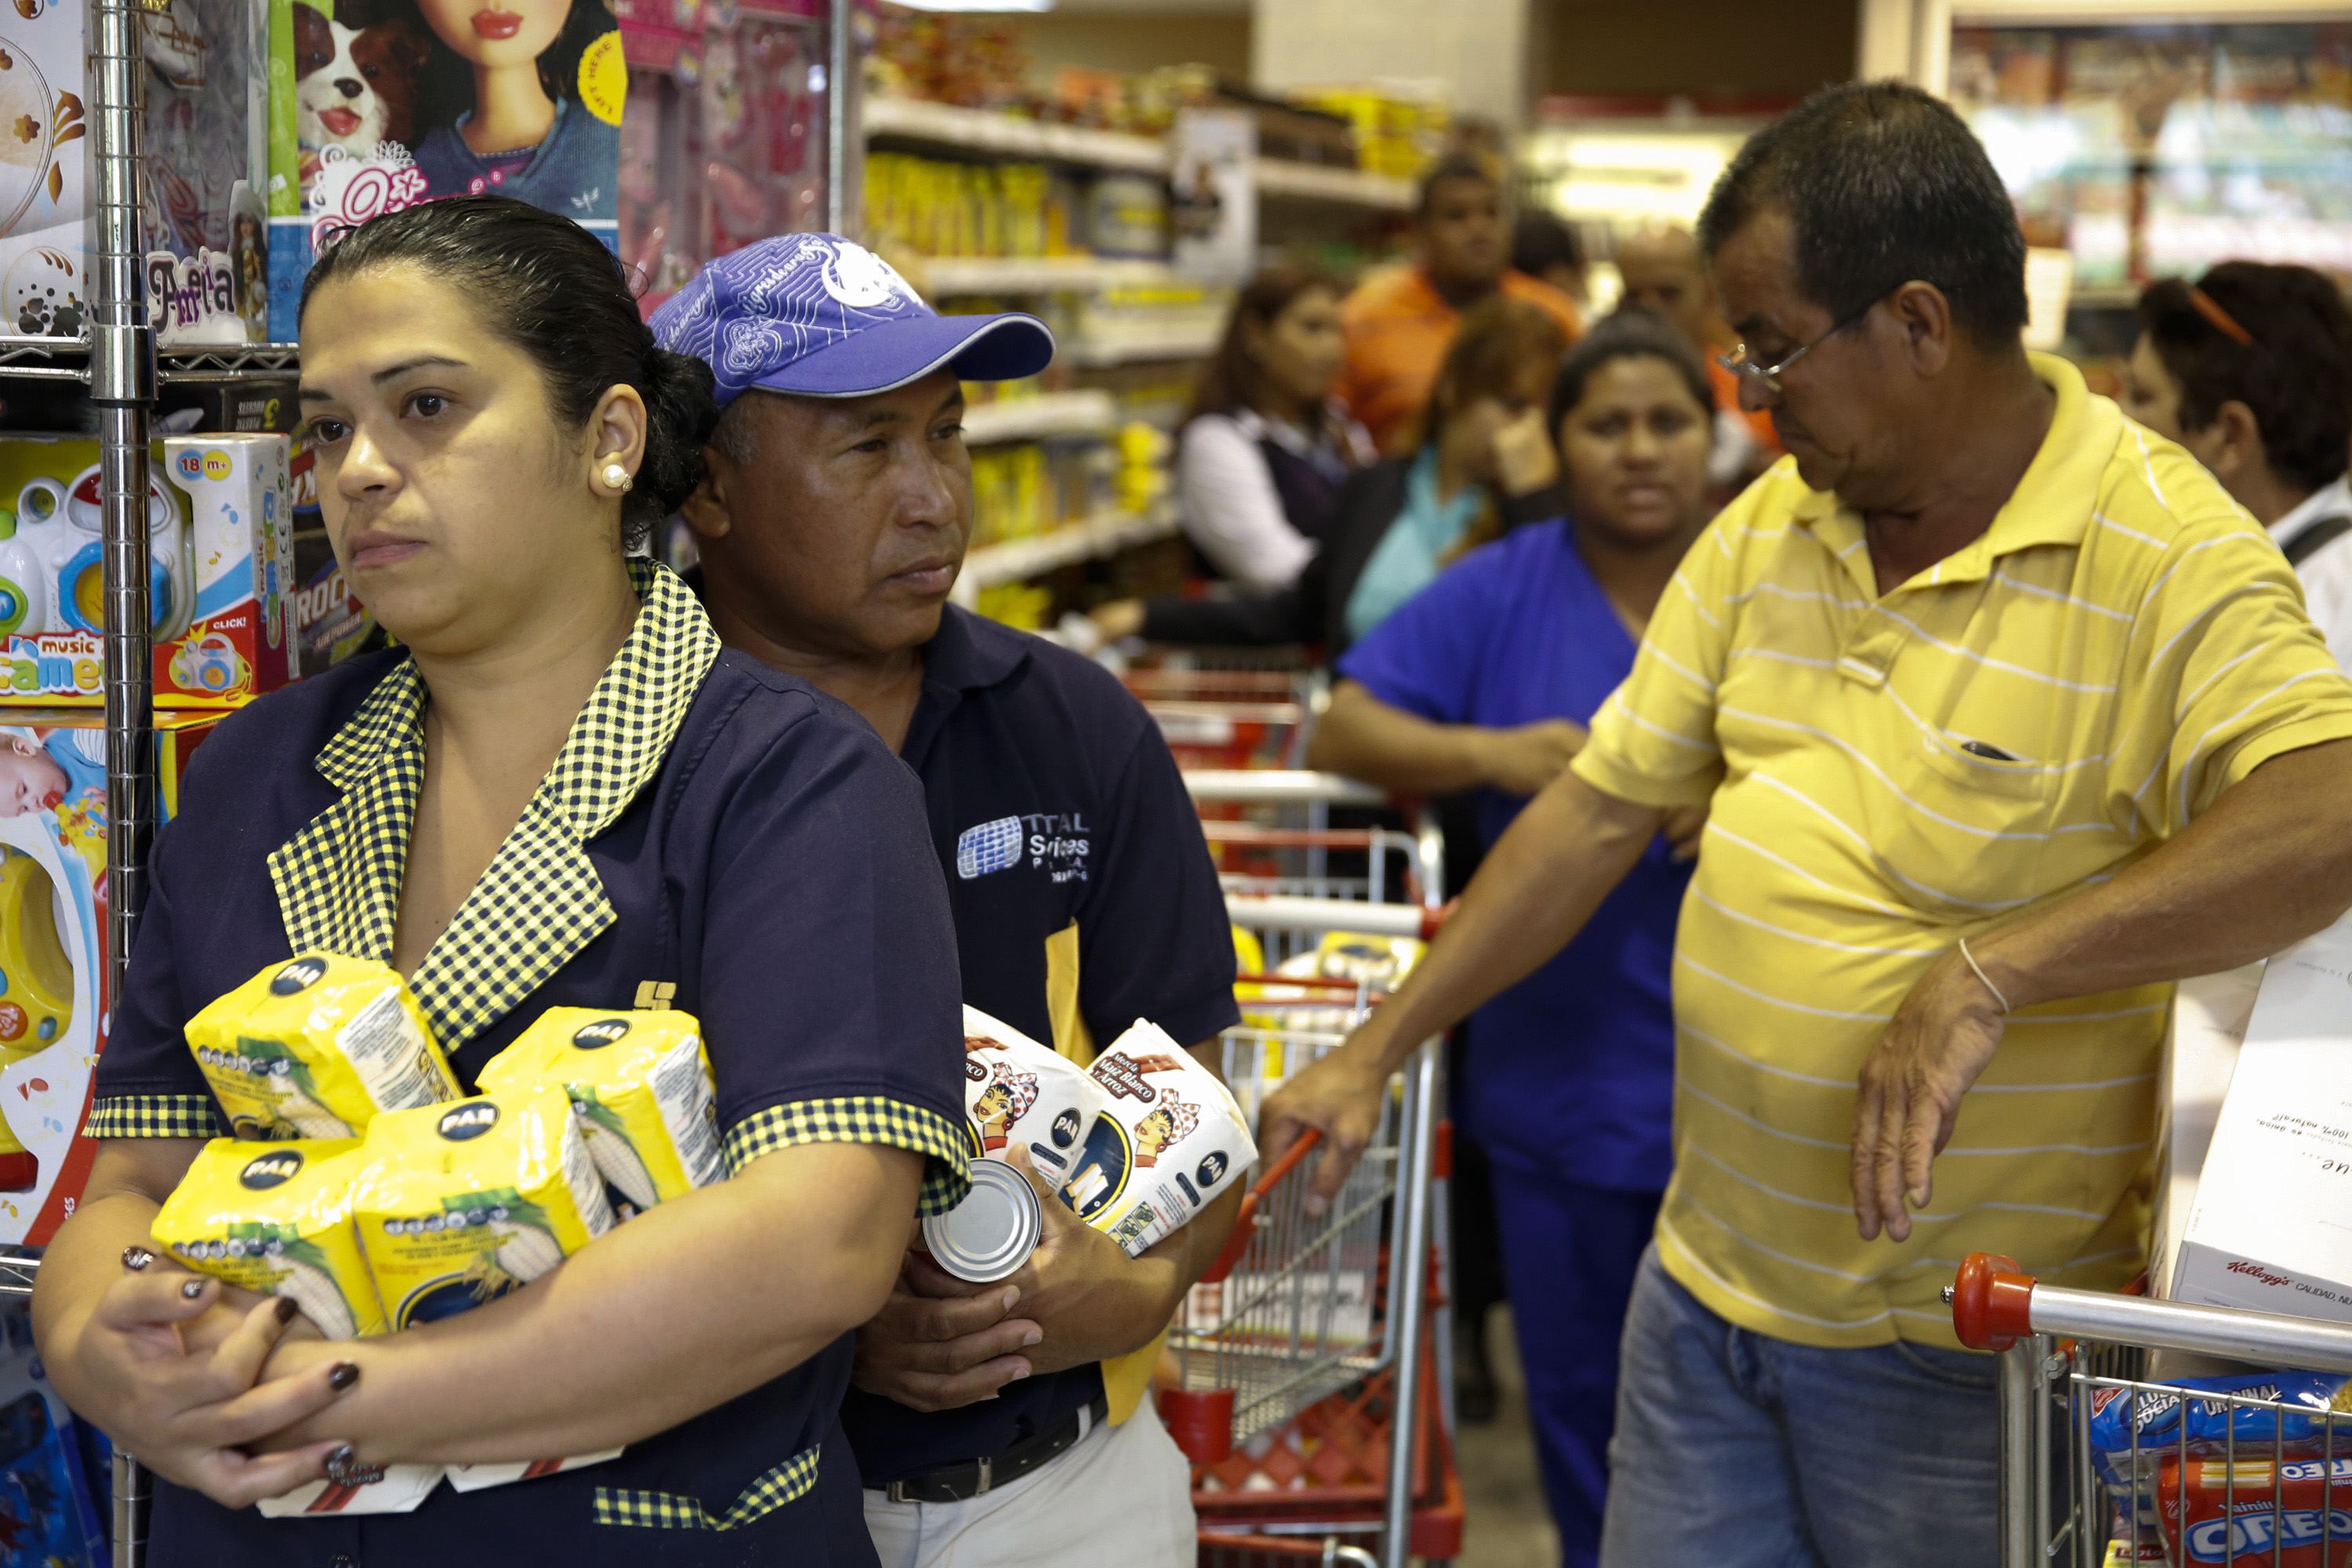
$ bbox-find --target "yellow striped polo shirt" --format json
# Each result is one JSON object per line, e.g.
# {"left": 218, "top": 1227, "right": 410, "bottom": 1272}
{"left": 1571, "top": 353, "right": 2352, "bottom": 1348}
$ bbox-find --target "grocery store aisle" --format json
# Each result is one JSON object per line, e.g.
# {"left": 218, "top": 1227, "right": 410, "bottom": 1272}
{"left": 1454, "top": 1310, "right": 1559, "bottom": 1568}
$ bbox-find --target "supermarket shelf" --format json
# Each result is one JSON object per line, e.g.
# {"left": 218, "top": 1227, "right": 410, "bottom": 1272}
{"left": 158, "top": 341, "right": 302, "bottom": 383}
{"left": 1252, "top": 158, "right": 1414, "bottom": 210}
{"left": 961, "top": 390, "right": 1118, "bottom": 445}
{"left": 963, "top": 506, "right": 1181, "bottom": 587}
{"left": 917, "top": 255, "right": 1181, "bottom": 296}
{"left": 1063, "top": 323, "right": 1223, "bottom": 367}
{"left": 865, "top": 96, "right": 1170, "bottom": 174}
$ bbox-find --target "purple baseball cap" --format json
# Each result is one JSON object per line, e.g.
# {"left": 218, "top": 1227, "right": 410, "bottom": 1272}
{"left": 650, "top": 234, "right": 1054, "bottom": 406}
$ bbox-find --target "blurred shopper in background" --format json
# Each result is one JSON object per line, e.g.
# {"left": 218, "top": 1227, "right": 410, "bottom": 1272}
{"left": 2122, "top": 262, "right": 2352, "bottom": 666}
{"left": 1263, "top": 80, "right": 2352, "bottom": 1568}
{"left": 1174, "top": 264, "right": 1376, "bottom": 591}
{"left": 1307, "top": 308, "right": 1716, "bottom": 1568}
{"left": 1336, "top": 154, "right": 1583, "bottom": 453}
{"left": 1514, "top": 211, "right": 1591, "bottom": 313}
{"left": 1617, "top": 223, "right": 1781, "bottom": 488}
{"left": 1097, "top": 296, "right": 1570, "bottom": 654}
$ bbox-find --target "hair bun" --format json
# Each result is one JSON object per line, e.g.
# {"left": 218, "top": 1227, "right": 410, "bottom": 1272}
{"left": 630, "top": 348, "right": 720, "bottom": 524}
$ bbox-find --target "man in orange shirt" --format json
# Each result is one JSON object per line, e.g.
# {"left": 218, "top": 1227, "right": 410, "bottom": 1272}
{"left": 1616, "top": 223, "right": 1782, "bottom": 474}
{"left": 1337, "top": 156, "right": 1584, "bottom": 453}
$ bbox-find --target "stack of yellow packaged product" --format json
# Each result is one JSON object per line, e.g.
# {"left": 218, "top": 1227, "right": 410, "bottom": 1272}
{"left": 151, "top": 956, "right": 724, "bottom": 1517}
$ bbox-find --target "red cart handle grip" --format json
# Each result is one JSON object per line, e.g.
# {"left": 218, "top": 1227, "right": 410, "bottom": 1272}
{"left": 1950, "top": 1251, "right": 2037, "bottom": 1351}
{"left": 1198, "top": 1127, "right": 1323, "bottom": 1286}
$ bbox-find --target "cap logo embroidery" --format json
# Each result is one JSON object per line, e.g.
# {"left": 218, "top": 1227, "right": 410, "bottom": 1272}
{"left": 822, "top": 244, "right": 920, "bottom": 311}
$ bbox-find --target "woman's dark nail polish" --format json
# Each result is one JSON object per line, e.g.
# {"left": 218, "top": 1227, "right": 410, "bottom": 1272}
{"left": 121, "top": 1247, "right": 153, "bottom": 1271}
{"left": 274, "top": 1297, "right": 299, "bottom": 1325}
{"left": 180, "top": 1279, "right": 207, "bottom": 1299}
{"left": 328, "top": 1362, "right": 360, "bottom": 1392}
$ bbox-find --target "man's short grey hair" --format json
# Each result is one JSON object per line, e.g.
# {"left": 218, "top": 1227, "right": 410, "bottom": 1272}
{"left": 710, "top": 392, "right": 768, "bottom": 466}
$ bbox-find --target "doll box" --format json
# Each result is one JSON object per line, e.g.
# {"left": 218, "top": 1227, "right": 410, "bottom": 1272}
{"left": 0, "top": 709, "right": 217, "bottom": 1247}
{"left": 0, "top": 433, "right": 294, "bottom": 708}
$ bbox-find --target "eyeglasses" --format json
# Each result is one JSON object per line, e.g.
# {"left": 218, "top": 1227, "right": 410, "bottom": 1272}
{"left": 1718, "top": 297, "right": 1883, "bottom": 398}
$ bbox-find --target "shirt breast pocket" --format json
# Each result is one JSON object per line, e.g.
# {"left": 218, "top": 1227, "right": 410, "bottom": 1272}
{"left": 1880, "top": 732, "right": 2061, "bottom": 913}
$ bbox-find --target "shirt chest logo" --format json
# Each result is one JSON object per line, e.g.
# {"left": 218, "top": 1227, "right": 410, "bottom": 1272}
{"left": 955, "top": 812, "right": 1091, "bottom": 884}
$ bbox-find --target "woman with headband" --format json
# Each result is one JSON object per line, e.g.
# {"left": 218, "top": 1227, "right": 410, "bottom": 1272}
{"left": 2124, "top": 262, "right": 2352, "bottom": 667}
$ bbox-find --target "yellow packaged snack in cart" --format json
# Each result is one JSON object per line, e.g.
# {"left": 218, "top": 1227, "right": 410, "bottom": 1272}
{"left": 151, "top": 1138, "right": 386, "bottom": 1340}
{"left": 477, "top": 1008, "right": 722, "bottom": 1215}
{"left": 184, "top": 954, "right": 463, "bottom": 1140}
{"left": 352, "top": 1087, "right": 614, "bottom": 1330}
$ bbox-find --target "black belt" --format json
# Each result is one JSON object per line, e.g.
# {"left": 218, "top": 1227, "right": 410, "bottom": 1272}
{"left": 875, "top": 1394, "right": 1111, "bottom": 1504}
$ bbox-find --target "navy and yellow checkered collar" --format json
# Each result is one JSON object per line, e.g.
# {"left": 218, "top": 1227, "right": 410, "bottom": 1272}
{"left": 269, "top": 560, "right": 723, "bottom": 1052}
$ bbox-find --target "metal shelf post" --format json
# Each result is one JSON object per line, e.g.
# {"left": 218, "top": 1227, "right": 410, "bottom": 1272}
{"left": 92, "top": 0, "right": 156, "bottom": 1557}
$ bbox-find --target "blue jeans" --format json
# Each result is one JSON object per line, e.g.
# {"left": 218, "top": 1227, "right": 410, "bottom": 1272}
{"left": 1599, "top": 1247, "right": 2001, "bottom": 1568}
{"left": 1490, "top": 1171, "right": 1662, "bottom": 1568}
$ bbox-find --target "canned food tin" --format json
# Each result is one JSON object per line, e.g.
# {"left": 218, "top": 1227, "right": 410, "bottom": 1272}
{"left": 922, "top": 1159, "right": 1043, "bottom": 1283}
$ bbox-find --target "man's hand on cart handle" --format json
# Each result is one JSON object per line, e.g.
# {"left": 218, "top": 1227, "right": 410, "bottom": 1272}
{"left": 1850, "top": 946, "right": 2009, "bottom": 1244}
{"left": 57, "top": 1270, "right": 354, "bottom": 1507}
{"left": 1259, "top": 1047, "right": 1392, "bottom": 1218}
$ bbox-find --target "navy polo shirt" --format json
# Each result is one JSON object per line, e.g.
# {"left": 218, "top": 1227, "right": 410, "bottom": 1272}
{"left": 1338, "top": 518, "right": 1686, "bottom": 1192}
{"left": 840, "top": 605, "right": 1240, "bottom": 1486}
{"left": 86, "top": 564, "right": 967, "bottom": 1566}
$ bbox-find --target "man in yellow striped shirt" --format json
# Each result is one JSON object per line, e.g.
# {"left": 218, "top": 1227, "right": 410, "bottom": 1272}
{"left": 1265, "top": 82, "right": 2352, "bottom": 1566}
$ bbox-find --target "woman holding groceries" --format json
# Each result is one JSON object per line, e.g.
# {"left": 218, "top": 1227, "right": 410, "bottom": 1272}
{"left": 30, "top": 195, "right": 976, "bottom": 1565}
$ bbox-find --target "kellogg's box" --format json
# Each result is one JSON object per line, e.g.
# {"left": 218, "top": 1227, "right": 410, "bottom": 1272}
{"left": 0, "top": 433, "right": 293, "bottom": 706}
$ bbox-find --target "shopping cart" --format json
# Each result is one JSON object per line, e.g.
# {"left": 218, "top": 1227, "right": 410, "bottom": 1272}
{"left": 1127, "top": 668, "right": 1324, "bottom": 772}
{"left": 1949, "top": 1250, "right": 2352, "bottom": 1566}
{"left": 1169, "top": 895, "right": 1461, "bottom": 1568}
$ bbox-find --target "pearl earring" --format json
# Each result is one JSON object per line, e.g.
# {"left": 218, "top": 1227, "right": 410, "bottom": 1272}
{"left": 602, "top": 462, "right": 634, "bottom": 493}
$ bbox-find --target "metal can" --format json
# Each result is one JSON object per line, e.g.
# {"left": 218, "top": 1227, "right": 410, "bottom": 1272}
{"left": 921, "top": 1159, "right": 1042, "bottom": 1283}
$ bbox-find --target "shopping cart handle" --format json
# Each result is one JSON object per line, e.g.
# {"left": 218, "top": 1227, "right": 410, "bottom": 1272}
{"left": 1199, "top": 1128, "right": 1324, "bottom": 1286}
{"left": 1947, "top": 1251, "right": 2036, "bottom": 1351}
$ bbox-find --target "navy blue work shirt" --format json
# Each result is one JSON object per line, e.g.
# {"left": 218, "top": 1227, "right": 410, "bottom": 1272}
{"left": 87, "top": 563, "right": 968, "bottom": 1567}
{"left": 839, "top": 605, "right": 1240, "bottom": 1485}
{"left": 1338, "top": 519, "right": 1686, "bottom": 1192}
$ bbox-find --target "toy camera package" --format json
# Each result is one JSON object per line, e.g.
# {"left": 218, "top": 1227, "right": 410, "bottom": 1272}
{"left": 0, "top": 433, "right": 292, "bottom": 707}
{"left": 152, "top": 1136, "right": 387, "bottom": 1338}
{"left": 957, "top": 1007, "right": 1254, "bottom": 1258}
{"left": 184, "top": 953, "right": 463, "bottom": 1140}
{"left": 266, "top": 0, "right": 626, "bottom": 339}
{"left": 3, "top": 710, "right": 216, "bottom": 1247}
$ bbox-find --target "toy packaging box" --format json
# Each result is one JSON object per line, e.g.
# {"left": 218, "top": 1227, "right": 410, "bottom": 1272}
{"left": 0, "top": 433, "right": 292, "bottom": 707}
{"left": 266, "top": 0, "right": 627, "bottom": 339}
{"left": 0, "top": 0, "right": 269, "bottom": 344}
{"left": 0, "top": 710, "right": 215, "bottom": 1247}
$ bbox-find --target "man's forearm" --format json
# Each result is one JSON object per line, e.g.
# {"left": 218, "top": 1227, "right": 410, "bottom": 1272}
{"left": 1359, "top": 770, "right": 1661, "bottom": 1073}
{"left": 1981, "top": 739, "right": 2352, "bottom": 1008}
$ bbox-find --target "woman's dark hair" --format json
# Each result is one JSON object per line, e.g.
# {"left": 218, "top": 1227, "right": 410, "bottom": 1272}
{"left": 1414, "top": 296, "right": 1570, "bottom": 452}
{"left": 2140, "top": 262, "right": 2352, "bottom": 495}
{"left": 1183, "top": 263, "right": 1339, "bottom": 429}
{"left": 1547, "top": 304, "right": 1717, "bottom": 439}
{"left": 405, "top": 0, "right": 611, "bottom": 136}
{"left": 1512, "top": 212, "right": 1583, "bottom": 281}
{"left": 1698, "top": 80, "right": 2028, "bottom": 345}
{"left": 299, "top": 195, "right": 717, "bottom": 550}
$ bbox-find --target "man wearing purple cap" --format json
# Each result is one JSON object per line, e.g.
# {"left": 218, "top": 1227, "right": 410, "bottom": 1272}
{"left": 652, "top": 236, "right": 1240, "bottom": 1568}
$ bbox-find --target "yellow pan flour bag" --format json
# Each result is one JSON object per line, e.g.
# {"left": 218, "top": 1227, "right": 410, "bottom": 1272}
{"left": 151, "top": 1138, "right": 386, "bottom": 1340}
{"left": 184, "top": 954, "right": 463, "bottom": 1140}
{"left": 477, "top": 1007, "right": 722, "bottom": 1215}
{"left": 352, "top": 1087, "right": 615, "bottom": 1329}
{"left": 354, "top": 1087, "right": 622, "bottom": 1497}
